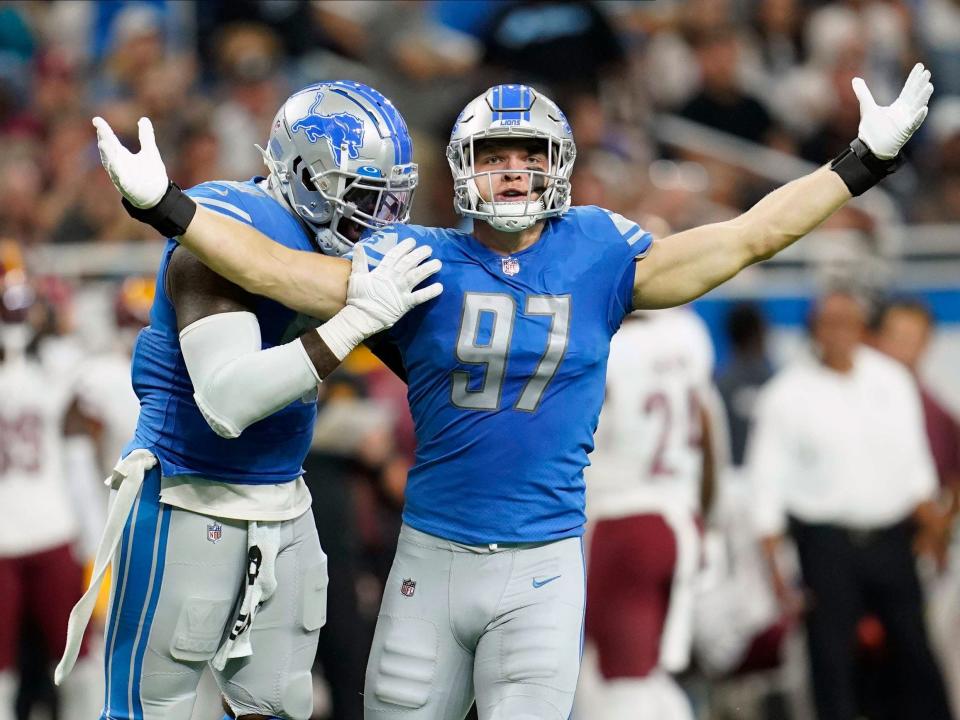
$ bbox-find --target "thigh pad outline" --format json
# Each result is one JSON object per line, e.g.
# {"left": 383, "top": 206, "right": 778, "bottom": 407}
{"left": 372, "top": 616, "right": 438, "bottom": 709}
{"left": 501, "top": 601, "right": 562, "bottom": 683}
{"left": 169, "top": 597, "right": 234, "bottom": 662}
{"left": 300, "top": 558, "right": 328, "bottom": 632}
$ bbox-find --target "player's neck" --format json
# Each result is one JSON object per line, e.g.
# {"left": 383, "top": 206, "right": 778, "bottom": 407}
{"left": 472, "top": 220, "right": 545, "bottom": 256}
{"left": 819, "top": 349, "right": 855, "bottom": 373}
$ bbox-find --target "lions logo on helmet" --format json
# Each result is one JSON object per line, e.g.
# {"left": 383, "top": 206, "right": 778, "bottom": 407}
{"left": 258, "top": 81, "right": 418, "bottom": 256}
{"left": 290, "top": 91, "right": 366, "bottom": 167}
{"left": 447, "top": 84, "right": 576, "bottom": 233}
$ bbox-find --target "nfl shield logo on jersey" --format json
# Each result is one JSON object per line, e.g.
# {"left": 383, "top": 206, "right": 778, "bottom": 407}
{"left": 400, "top": 578, "right": 416, "bottom": 597}
{"left": 501, "top": 257, "right": 520, "bottom": 276}
{"left": 207, "top": 522, "right": 223, "bottom": 544}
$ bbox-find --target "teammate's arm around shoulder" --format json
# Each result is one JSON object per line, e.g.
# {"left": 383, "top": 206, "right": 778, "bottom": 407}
{"left": 632, "top": 64, "right": 933, "bottom": 310}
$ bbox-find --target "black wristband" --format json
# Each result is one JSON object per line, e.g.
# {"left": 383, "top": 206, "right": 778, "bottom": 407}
{"left": 829, "top": 138, "right": 903, "bottom": 196}
{"left": 121, "top": 182, "right": 197, "bottom": 237}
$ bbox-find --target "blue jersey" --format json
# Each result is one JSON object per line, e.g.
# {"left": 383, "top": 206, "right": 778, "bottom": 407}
{"left": 359, "top": 206, "right": 652, "bottom": 543}
{"left": 125, "top": 179, "right": 321, "bottom": 484}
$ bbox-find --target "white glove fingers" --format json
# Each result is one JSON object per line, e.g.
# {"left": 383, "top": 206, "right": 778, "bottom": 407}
{"left": 407, "top": 283, "right": 443, "bottom": 306}
{"left": 351, "top": 244, "right": 369, "bottom": 275}
{"left": 904, "top": 68, "right": 932, "bottom": 106}
{"left": 394, "top": 244, "right": 433, "bottom": 274}
{"left": 917, "top": 78, "right": 934, "bottom": 108}
{"left": 381, "top": 237, "right": 417, "bottom": 268}
{"left": 137, "top": 117, "right": 156, "bottom": 152}
{"left": 910, "top": 106, "right": 929, "bottom": 132}
{"left": 904, "top": 63, "right": 925, "bottom": 94}
{"left": 851, "top": 78, "right": 876, "bottom": 112}
{"left": 406, "top": 258, "right": 442, "bottom": 287}
{"left": 92, "top": 116, "right": 124, "bottom": 160}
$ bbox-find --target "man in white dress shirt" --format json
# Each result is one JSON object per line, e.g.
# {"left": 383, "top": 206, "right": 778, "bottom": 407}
{"left": 748, "top": 290, "right": 952, "bottom": 720}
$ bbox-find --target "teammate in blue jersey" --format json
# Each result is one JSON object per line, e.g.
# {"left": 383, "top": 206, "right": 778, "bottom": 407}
{"left": 56, "top": 82, "right": 442, "bottom": 720}
{"left": 95, "top": 66, "right": 934, "bottom": 720}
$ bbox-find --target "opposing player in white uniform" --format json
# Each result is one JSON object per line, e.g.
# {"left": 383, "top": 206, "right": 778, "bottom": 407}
{"left": 581, "top": 307, "right": 716, "bottom": 720}
{"left": 0, "top": 264, "right": 101, "bottom": 720}
{"left": 95, "top": 65, "right": 933, "bottom": 720}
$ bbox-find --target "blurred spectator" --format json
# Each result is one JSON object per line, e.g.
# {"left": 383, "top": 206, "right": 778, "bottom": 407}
{"left": 50, "top": 164, "right": 154, "bottom": 244}
{"left": 680, "top": 26, "right": 777, "bottom": 144}
{"left": 481, "top": 1, "right": 625, "bottom": 95}
{"left": 196, "top": 0, "right": 319, "bottom": 62}
{"left": 916, "top": 0, "right": 960, "bottom": 97}
{"left": 748, "top": 290, "right": 953, "bottom": 720}
{"left": 171, "top": 118, "right": 223, "bottom": 190}
{"left": 0, "top": 153, "right": 44, "bottom": 245}
{"left": 716, "top": 302, "right": 773, "bottom": 468}
{"left": 210, "top": 23, "right": 285, "bottom": 179}
{"left": 913, "top": 96, "right": 960, "bottom": 222}
{"left": 871, "top": 299, "right": 960, "bottom": 517}
{"left": 95, "top": 3, "right": 168, "bottom": 101}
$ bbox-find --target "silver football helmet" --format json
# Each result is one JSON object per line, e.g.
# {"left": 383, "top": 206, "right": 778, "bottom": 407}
{"left": 447, "top": 84, "right": 576, "bottom": 232}
{"left": 258, "top": 81, "right": 418, "bottom": 255}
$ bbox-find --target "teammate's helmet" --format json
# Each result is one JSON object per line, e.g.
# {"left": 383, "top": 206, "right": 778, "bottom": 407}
{"left": 258, "top": 81, "right": 418, "bottom": 256}
{"left": 447, "top": 84, "right": 576, "bottom": 232}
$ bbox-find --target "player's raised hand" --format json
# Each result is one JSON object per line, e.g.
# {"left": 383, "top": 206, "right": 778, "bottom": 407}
{"left": 853, "top": 63, "right": 934, "bottom": 159}
{"left": 347, "top": 238, "right": 443, "bottom": 331}
{"left": 92, "top": 116, "right": 169, "bottom": 208}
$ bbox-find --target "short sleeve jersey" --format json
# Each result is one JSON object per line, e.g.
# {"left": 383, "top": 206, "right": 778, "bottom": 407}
{"left": 358, "top": 206, "right": 652, "bottom": 543}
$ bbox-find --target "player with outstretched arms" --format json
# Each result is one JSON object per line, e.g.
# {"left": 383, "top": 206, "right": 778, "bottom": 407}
{"left": 56, "top": 82, "right": 442, "bottom": 720}
{"left": 95, "top": 67, "right": 933, "bottom": 719}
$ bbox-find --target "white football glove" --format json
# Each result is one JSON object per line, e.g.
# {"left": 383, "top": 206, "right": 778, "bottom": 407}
{"left": 92, "top": 116, "right": 169, "bottom": 208}
{"left": 853, "top": 63, "right": 934, "bottom": 160}
{"left": 317, "top": 238, "right": 443, "bottom": 360}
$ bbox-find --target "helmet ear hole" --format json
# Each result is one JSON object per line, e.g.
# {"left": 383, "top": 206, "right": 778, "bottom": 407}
{"left": 300, "top": 165, "right": 319, "bottom": 193}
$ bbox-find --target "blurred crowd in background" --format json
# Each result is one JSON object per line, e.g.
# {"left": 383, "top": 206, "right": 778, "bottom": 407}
{"left": 1, "top": 0, "right": 960, "bottom": 244}
{"left": 2, "top": 1, "right": 960, "bottom": 720}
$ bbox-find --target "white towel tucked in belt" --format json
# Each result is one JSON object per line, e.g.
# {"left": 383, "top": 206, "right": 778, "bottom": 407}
{"left": 55, "top": 449, "right": 158, "bottom": 685}
{"left": 212, "top": 520, "right": 280, "bottom": 670}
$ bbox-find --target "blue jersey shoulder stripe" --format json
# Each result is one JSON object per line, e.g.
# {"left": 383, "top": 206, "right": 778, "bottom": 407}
{"left": 194, "top": 197, "right": 252, "bottom": 224}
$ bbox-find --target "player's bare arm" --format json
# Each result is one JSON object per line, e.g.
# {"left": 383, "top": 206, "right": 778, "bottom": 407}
{"left": 632, "top": 63, "right": 933, "bottom": 310}
{"left": 179, "top": 206, "right": 351, "bottom": 319}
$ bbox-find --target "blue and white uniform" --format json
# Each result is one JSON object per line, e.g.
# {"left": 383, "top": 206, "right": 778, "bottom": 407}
{"left": 358, "top": 206, "right": 652, "bottom": 720}
{"left": 101, "top": 179, "right": 326, "bottom": 720}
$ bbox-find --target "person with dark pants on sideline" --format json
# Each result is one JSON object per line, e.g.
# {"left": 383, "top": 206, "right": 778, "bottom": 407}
{"left": 748, "top": 290, "right": 953, "bottom": 720}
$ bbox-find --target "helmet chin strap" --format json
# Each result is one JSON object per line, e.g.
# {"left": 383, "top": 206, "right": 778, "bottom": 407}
{"left": 478, "top": 199, "right": 545, "bottom": 232}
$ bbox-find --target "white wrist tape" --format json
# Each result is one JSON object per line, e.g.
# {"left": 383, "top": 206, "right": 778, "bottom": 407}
{"left": 314, "top": 305, "right": 369, "bottom": 361}
{"left": 179, "top": 312, "right": 320, "bottom": 439}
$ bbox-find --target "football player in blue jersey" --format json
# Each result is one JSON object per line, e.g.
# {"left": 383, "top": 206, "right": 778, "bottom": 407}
{"left": 55, "top": 82, "right": 442, "bottom": 720}
{"left": 94, "top": 66, "right": 933, "bottom": 720}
